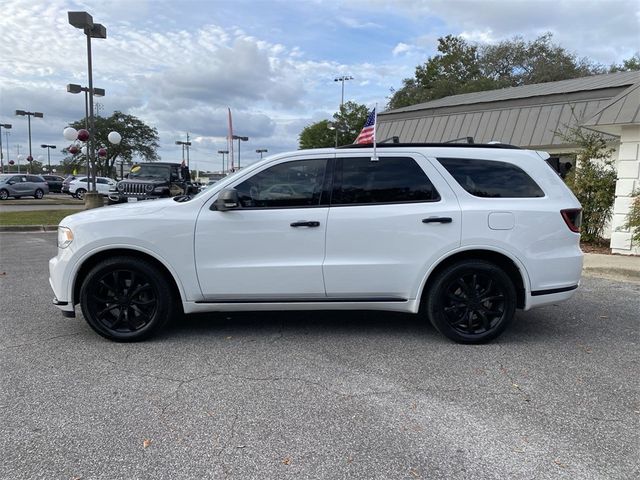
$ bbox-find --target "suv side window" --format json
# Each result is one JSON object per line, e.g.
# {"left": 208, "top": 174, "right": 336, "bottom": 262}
{"left": 97, "top": 178, "right": 108, "bottom": 184}
{"left": 26, "top": 175, "right": 41, "bottom": 183}
{"left": 437, "top": 157, "right": 544, "bottom": 198}
{"left": 332, "top": 157, "right": 440, "bottom": 205}
{"left": 235, "top": 159, "right": 327, "bottom": 208}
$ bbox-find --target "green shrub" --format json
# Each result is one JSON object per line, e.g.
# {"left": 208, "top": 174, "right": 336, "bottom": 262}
{"left": 561, "top": 127, "right": 617, "bottom": 243}
{"left": 625, "top": 190, "right": 640, "bottom": 246}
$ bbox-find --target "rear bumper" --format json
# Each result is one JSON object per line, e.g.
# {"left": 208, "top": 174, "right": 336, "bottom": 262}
{"left": 527, "top": 283, "right": 580, "bottom": 309}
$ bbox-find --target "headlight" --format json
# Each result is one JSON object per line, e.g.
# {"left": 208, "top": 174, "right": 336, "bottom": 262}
{"left": 58, "top": 226, "right": 74, "bottom": 249}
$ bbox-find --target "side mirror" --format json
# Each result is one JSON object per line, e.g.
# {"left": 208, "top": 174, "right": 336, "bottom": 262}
{"left": 8, "top": 180, "right": 15, "bottom": 185}
{"left": 212, "top": 188, "right": 241, "bottom": 211}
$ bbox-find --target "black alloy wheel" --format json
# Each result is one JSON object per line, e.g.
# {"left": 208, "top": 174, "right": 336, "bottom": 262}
{"left": 80, "top": 257, "right": 176, "bottom": 341}
{"left": 0, "top": 189, "right": 8, "bottom": 200}
{"left": 34, "top": 189, "right": 44, "bottom": 199}
{"left": 426, "top": 260, "right": 516, "bottom": 344}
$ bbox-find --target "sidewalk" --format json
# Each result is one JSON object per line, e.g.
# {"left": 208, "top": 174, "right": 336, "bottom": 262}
{"left": 582, "top": 253, "right": 640, "bottom": 283}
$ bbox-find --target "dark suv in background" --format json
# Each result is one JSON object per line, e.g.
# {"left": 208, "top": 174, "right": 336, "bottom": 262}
{"left": 42, "top": 175, "right": 65, "bottom": 193}
{"left": 108, "top": 162, "right": 198, "bottom": 204}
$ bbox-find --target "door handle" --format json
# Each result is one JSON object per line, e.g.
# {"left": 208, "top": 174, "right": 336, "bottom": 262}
{"left": 422, "top": 217, "right": 453, "bottom": 224}
{"left": 290, "top": 221, "right": 320, "bottom": 228}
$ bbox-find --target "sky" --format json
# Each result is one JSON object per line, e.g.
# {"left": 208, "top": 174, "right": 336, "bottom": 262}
{"left": 0, "top": 0, "right": 638, "bottom": 172}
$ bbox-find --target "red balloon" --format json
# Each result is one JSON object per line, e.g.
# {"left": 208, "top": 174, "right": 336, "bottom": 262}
{"left": 68, "top": 145, "right": 80, "bottom": 154}
{"left": 98, "top": 147, "right": 107, "bottom": 157}
{"left": 8, "top": 160, "right": 14, "bottom": 165}
{"left": 77, "top": 129, "right": 90, "bottom": 142}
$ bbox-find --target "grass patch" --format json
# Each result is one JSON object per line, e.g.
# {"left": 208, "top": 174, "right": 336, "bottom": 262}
{"left": 0, "top": 209, "right": 79, "bottom": 226}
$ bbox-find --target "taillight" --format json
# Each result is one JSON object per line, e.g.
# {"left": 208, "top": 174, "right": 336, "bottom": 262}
{"left": 561, "top": 208, "right": 582, "bottom": 233}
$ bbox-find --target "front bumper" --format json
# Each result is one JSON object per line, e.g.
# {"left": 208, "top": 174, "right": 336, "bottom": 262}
{"left": 49, "top": 254, "right": 75, "bottom": 316}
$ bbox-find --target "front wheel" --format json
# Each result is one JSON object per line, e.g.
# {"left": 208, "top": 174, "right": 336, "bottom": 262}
{"left": 425, "top": 260, "right": 516, "bottom": 344}
{"left": 79, "top": 256, "right": 176, "bottom": 341}
{"left": 0, "top": 189, "right": 8, "bottom": 200}
{"left": 34, "top": 189, "right": 44, "bottom": 199}
{"left": 75, "top": 188, "right": 86, "bottom": 200}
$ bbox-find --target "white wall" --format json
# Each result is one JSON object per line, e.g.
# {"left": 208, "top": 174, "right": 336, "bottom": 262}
{"left": 610, "top": 125, "right": 640, "bottom": 255}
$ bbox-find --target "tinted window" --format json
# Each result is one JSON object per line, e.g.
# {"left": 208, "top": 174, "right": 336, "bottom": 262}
{"left": 438, "top": 158, "right": 544, "bottom": 198}
{"left": 333, "top": 157, "right": 439, "bottom": 205}
{"left": 97, "top": 178, "right": 108, "bottom": 184}
{"left": 235, "top": 159, "right": 327, "bottom": 208}
{"left": 27, "top": 175, "right": 43, "bottom": 183}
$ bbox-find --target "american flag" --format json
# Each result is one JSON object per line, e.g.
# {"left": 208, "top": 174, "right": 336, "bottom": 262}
{"left": 354, "top": 108, "right": 376, "bottom": 144}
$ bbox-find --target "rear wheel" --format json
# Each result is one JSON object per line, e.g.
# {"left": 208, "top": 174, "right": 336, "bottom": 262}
{"left": 0, "top": 189, "right": 8, "bottom": 200}
{"left": 79, "top": 256, "right": 176, "bottom": 341}
{"left": 75, "top": 188, "right": 86, "bottom": 200}
{"left": 425, "top": 260, "right": 516, "bottom": 344}
{"left": 34, "top": 189, "right": 44, "bottom": 199}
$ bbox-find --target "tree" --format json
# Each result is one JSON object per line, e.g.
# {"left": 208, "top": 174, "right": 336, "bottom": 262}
{"left": 609, "top": 53, "right": 640, "bottom": 72}
{"left": 299, "top": 101, "right": 370, "bottom": 149}
{"left": 64, "top": 111, "right": 160, "bottom": 177}
{"left": 388, "top": 33, "right": 605, "bottom": 110}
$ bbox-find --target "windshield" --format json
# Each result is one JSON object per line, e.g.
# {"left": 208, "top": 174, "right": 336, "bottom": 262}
{"left": 128, "top": 164, "right": 171, "bottom": 179}
{"left": 0, "top": 174, "right": 12, "bottom": 182}
{"left": 184, "top": 168, "right": 247, "bottom": 202}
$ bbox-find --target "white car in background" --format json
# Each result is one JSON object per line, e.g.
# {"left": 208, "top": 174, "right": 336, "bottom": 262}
{"left": 67, "top": 176, "right": 117, "bottom": 199}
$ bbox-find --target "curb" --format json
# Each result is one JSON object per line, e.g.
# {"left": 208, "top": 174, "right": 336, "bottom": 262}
{"left": 0, "top": 225, "right": 59, "bottom": 232}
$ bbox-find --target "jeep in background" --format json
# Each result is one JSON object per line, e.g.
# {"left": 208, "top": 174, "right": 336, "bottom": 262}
{"left": 108, "top": 162, "right": 198, "bottom": 204}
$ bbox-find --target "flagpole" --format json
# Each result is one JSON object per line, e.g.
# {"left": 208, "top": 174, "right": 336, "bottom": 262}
{"left": 371, "top": 104, "right": 378, "bottom": 162}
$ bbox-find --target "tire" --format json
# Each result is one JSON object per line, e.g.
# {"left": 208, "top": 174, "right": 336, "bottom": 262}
{"left": 425, "top": 260, "right": 516, "bottom": 344}
{"left": 0, "top": 189, "right": 8, "bottom": 200}
{"left": 79, "top": 256, "right": 176, "bottom": 342}
{"left": 75, "top": 188, "right": 86, "bottom": 200}
{"left": 34, "top": 189, "right": 44, "bottom": 199}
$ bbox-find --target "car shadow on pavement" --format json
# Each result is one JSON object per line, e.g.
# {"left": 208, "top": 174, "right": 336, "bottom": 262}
{"left": 166, "top": 310, "right": 434, "bottom": 339}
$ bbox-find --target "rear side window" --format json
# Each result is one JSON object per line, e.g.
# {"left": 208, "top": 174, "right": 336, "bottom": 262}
{"left": 437, "top": 157, "right": 544, "bottom": 198}
{"left": 333, "top": 157, "right": 440, "bottom": 205}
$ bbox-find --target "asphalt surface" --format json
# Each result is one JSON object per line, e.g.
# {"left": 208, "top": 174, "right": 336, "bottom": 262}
{"left": 0, "top": 232, "right": 638, "bottom": 480}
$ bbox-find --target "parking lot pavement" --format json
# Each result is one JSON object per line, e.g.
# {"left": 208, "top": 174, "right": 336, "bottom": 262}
{"left": 0, "top": 232, "right": 638, "bottom": 480}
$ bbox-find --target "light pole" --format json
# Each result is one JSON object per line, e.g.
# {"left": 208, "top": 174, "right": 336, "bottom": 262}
{"left": 0, "top": 123, "right": 11, "bottom": 173}
{"left": 333, "top": 75, "right": 353, "bottom": 147}
{"left": 176, "top": 133, "right": 192, "bottom": 167}
{"left": 41, "top": 144, "right": 56, "bottom": 173}
{"left": 256, "top": 148, "right": 267, "bottom": 160}
{"left": 232, "top": 135, "right": 248, "bottom": 170}
{"left": 15, "top": 110, "right": 43, "bottom": 173}
{"left": 217, "top": 149, "right": 228, "bottom": 173}
{"left": 68, "top": 10, "right": 107, "bottom": 196}
{"left": 67, "top": 83, "right": 105, "bottom": 184}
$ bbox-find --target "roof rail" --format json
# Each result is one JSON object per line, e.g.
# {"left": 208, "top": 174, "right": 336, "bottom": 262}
{"left": 337, "top": 142, "right": 521, "bottom": 150}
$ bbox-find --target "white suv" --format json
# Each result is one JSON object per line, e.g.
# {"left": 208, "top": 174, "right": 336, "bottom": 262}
{"left": 67, "top": 176, "right": 117, "bottom": 199}
{"left": 49, "top": 144, "right": 583, "bottom": 344}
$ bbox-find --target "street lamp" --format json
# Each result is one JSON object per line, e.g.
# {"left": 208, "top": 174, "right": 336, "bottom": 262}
{"left": 217, "top": 149, "right": 229, "bottom": 173}
{"left": 232, "top": 135, "right": 248, "bottom": 169}
{"left": 41, "top": 144, "right": 56, "bottom": 173}
{"left": 15, "top": 110, "right": 44, "bottom": 173}
{"left": 176, "top": 133, "right": 191, "bottom": 167}
{"left": 0, "top": 123, "right": 11, "bottom": 173}
{"left": 256, "top": 148, "right": 268, "bottom": 160}
{"left": 68, "top": 10, "right": 107, "bottom": 198}
{"left": 67, "top": 84, "right": 105, "bottom": 184}
{"left": 333, "top": 75, "right": 353, "bottom": 147}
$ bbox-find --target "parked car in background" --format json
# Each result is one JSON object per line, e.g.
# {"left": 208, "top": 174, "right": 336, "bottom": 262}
{"left": 0, "top": 174, "right": 49, "bottom": 200}
{"left": 50, "top": 143, "right": 583, "bottom": 344}
{"left": 42, "top": 175, "right": 65, "bottom": 193}
{"left": 67, "top": 177, "right": 117, "bottom": 199}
